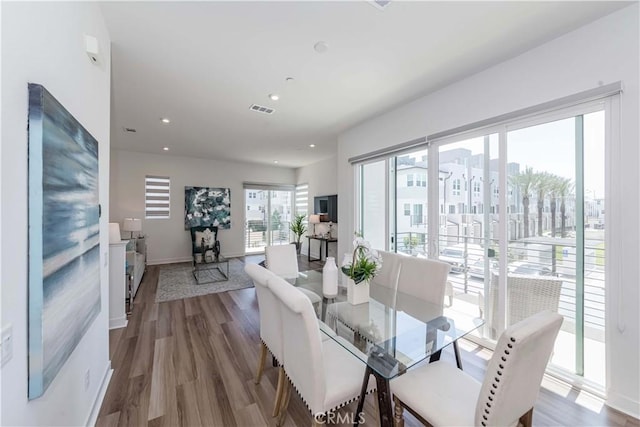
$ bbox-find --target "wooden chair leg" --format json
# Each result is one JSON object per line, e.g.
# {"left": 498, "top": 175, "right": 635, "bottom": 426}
{"left": 311, "top": 416, "right": 324, "bottom": 427}
{"left": 276, "top": 380, "right": 293, "bottom": 427}
{"left": 393, "top": 395, "right": 405, "bottom": 427}
{"left": 272, "top": 367, "right": 285, "bottom": 417}
{"left": 519, "top": 408, "right": 533, "bottom": 427}
{"left": 255, "top": 342, "right": 267, "bottom": 385}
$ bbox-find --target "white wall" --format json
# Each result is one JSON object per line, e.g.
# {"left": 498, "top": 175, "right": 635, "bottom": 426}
{"left": 110, "top": 149, "right": 296, "bottom": 263}
{"left": 337, "top": 4, "right": 639, "bottom": 417}
{"left": 296, "top": 156, "right": 339, "bottom": 258}
{"left": 1, "top": 3, "right": 112, "bottom": 426}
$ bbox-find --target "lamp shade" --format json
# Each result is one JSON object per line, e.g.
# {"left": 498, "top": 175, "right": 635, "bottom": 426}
{"left": 122, "top": 218, "right": 142, "bottom": 232}
{"left": 108, "top": 223, "right": 121, "bottom": 244}
{"left": 309, "top": 214, "right": 321, "bottom": 224}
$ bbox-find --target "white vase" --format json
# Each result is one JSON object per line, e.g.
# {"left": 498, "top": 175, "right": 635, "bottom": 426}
{"left": 322, "top": 257, "right": 338, "bottom": 298}
{"left": 347, "top": 278, "right": 369, "bottom": 305}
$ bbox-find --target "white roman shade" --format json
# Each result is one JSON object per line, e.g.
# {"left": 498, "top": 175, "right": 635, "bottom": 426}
{"left": 145, "top": 175, "right": 170, "bottom": 219}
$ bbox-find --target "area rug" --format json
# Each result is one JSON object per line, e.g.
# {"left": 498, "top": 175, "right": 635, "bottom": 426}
{"left": 156, "top": 258, "right": 253, "bottom": 303}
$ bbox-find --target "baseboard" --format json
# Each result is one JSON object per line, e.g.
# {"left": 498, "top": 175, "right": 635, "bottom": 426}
{"left": 85, "top": 361, "right": 112, "bottom": 427}
{"left": 606, "top": 391, "right": 640, "bottom": 419}
{"left": 109, "top": 317, "right": 127, "bottom": 330}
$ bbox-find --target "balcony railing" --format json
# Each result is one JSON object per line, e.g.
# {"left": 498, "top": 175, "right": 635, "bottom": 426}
{"left": 245, "top": 220, "right": 291, "bottom": 250}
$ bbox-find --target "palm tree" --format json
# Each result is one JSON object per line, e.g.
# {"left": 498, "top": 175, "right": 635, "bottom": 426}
{"left": 557, "top": 177, "right": 574, "bottom": 237}
{"left": 535, "top": 172, "right": 555, "bottom": 236}
{"left": 509, "top": 167, "right": 536, "bottom": 238}
{"left": 547, "top": 174, "right": 562, "bottom": 238}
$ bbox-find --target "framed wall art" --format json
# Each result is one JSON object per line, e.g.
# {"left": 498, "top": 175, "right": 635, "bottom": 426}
{"left": 28, "top": 83, "right": 101, "bottom": 399}
{"left": 184, "top": 186, "right": 231, "bottom": 229}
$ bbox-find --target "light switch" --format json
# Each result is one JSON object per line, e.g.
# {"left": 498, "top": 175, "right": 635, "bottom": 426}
{"left": 1, "top": 324, "right": 13, "bottom": 366}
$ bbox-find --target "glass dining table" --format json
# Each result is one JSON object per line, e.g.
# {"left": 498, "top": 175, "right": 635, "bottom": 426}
{"left": 288, "top": 270, "right": 485, "bottom": 427}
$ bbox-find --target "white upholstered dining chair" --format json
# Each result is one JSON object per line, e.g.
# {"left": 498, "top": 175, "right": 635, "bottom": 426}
{"left": 244, "top": 263, "right": 286, "bottom": 417}
{"left": 390, "top": 310, "right": 563, "bottom": 427}
{"left": 265, "top": 244, "right": 323, "bottom": 310}
{"left": 267, "top": 274, "right": 376, "bottom": 426}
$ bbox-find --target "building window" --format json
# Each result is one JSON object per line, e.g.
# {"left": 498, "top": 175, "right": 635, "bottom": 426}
{"left": 452, "top": 179, "right": 461, "bottom": 196}
{"left": 404, "top": 203, "right": 410, "bottom": 216}
{"left": 417, "top": 173, "right": 427, "bottom": 187}
{"left": 407, "top": 174, "right": 414, "bottom": 187}
{"left": 473, "top": 181, "right": 481, "bottom": 196}
{"left": 145, "top": 175, "right": 170, "bottom": 219}
{"left": 449, "top": 205, "right": 456, "bottom": 214}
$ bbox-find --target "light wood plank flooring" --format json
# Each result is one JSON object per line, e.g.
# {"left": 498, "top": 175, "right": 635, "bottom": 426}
{"left": 97, "top": 256, "right": 639, "bottom": 427}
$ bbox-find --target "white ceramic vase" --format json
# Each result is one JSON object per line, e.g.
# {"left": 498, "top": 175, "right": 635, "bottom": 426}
{"left": 322, "top": 257, "right": 338, "bottom": 298}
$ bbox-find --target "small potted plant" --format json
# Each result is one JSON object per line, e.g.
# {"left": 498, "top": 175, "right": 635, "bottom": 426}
{"left": 341, "top": 234, "right": 382, "bottom": 304}
{"left": 290, "top": 214, "right": 307, "bottom": 254}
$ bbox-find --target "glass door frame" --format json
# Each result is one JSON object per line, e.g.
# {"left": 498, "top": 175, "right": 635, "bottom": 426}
{"left": 356, "top": 96, "right": 612, "bottom": 393}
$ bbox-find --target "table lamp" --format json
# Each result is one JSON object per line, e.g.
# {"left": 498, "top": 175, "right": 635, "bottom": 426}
{"left": 309, "top": 214, "right": 321, "bottom": 236}
{"left": 123, "top": 218, "right": 142, "bottom": 239}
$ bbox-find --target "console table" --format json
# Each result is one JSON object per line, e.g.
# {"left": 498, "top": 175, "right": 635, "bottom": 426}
{"left": 306, "top": 236, "right": 338, "bottom": 262}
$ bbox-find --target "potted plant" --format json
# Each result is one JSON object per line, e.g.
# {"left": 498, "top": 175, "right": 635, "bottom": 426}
{"left": 290, "top": 214, "right": 307, "bottom": 254}
{"left": 341, "top": 234, "right": 382, "bottom": 304}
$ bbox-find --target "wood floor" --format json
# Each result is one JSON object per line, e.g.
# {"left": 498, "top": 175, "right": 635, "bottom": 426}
{"left": 97, "top": 255, "right": 639, "bottom": 427}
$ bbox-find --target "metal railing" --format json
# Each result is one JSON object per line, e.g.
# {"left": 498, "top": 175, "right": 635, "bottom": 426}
{"left": 245, "top": 220, "right": 291, "bottom": 250}
{"left": 438, "top": 233, "right": 605, "bottom": 331}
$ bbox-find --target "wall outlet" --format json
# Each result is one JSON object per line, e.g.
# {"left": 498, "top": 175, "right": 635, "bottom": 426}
{"left": 1, "top": 324, "right": 13, "bottom": 367}
{"left": 84, "top": 369, "right": 90, "bottom": 390}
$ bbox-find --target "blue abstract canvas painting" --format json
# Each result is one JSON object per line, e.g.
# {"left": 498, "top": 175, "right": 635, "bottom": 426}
{"left": 184, "top": 187, "right": 231, "bottom": 229}
{"left": 28, "top": 84, "right": 101, "bottom": 399}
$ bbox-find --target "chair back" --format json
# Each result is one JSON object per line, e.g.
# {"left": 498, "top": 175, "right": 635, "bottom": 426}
{"left": 244, "top": 263, "right": 283, "bottom": 361}
{"left": 370, "top": 250, "right": 402, "bottom": 290}
{"left": 489, "top": 272, "right": 563, "bottom": 330}
{"left": 268, "top": 274, "right": 326, "bottom": 413}
{"left": 475, "top": 310, "right": 563, "bottom": 426}
{"left": 397, "top": 256, "right": 450, "bottom": 307}
{"left": 265, "top": 244, "right": 299, "bottom": 279}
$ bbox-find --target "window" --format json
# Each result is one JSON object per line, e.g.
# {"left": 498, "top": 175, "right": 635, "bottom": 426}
{"left": 417, "top": 173, "right": 427, "bottom": 187}
{"left": 407, "top": 174, "right": 414, "bottom": 187}
{"left": 452, "top": 179, "right": 461, "bottom": 195}
{"left": 295, "top": 183, "right": 309, "bottom": 217}
{"left": 145, "top": 175, "right": 170, "bottom": 219}
{"left": 473, "top": 181, "right": 481, "bottom": 196}
{"left": 449, "top": 205, "right": 456, "bottom": 214}
{"left": 404, "top": 203, "right": 410, "bottom": 216}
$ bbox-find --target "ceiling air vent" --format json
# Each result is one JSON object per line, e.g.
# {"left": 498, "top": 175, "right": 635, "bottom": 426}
{"left": 369, "top": 0, "right": 391, "bottom": 11}
{"left": 123, "top": 127, "right": 137, "bottom": 133}
{"left": 249, "top": 104, "right": 275, "bottom": 115}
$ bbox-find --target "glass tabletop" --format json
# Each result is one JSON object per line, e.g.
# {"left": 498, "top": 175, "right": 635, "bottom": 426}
{"left": 289, "top": 269, "right": 484, "bottom": 380}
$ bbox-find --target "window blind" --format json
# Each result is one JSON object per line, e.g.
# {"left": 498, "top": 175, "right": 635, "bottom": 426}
{"left": 145, "top": 175, "right": 170, "bottom": 219}
{"left": 295, "top": 183, "right": 309, "bottom": 216}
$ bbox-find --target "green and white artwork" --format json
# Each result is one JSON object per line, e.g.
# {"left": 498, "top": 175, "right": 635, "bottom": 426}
{"left": 185, "top": 187, "right": 231, "bottom": 229}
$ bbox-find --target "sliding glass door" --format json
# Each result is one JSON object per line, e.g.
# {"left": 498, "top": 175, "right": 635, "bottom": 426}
{"left": 355, "top": 102, "right": 608, "bottom": 389}
{"left": 244, "top": 188, "right": 293, "bottom": 254}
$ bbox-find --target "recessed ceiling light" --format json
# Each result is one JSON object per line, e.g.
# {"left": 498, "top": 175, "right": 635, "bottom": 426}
{"left": 161, "top": 118, "right": 170, "bottom": 124}
{"left": 268, "top": 94, "right": 280, "bottom": 101}
{"left": 163, "top": 147, "right": 169, "bottom": 151}
{"left": 273, "top": 160, "right": 279, "bottom": 164}
{"left": 309, "top": 144, "right": 316, "bottom": 148}
{"left": 314, "top": 41, "right": 329, "bottom": 54}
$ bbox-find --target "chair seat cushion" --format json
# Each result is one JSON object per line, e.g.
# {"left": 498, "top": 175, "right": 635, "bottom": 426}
{"left": 321, "top": 340, "right": 376, "bottom": 413}
{"left": 391, "top": 360, "right": 481, "bottom": 427}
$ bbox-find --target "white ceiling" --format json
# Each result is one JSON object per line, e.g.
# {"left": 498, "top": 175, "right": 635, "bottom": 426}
{"left": 101, "top": 1, "right": 630, "bottom": 168}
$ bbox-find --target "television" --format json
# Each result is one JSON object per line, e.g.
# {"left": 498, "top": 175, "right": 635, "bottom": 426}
{"left": 314, "top": 195, "right": 338, "bottom": 223}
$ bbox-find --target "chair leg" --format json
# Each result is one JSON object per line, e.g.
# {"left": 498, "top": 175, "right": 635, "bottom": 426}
{"left": 519, "top": 408, "right": 533, "bottom": 427}
{"left": 311, "top": 415, "right": 324, "bottom": 427}
{"left": 255, "top": 342, "right": 268, "bottom": 385}
{"left": 276, "top": 380, "right": 293, "bottom": 427}
{"left": 272, "top": 367, "right": 285, "bottom": 417}
{"left": 393, "top": 396, "right": 405, "bottom": 427}
{"left": 453, "top": 341, "right": 463, "bottom": 370}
